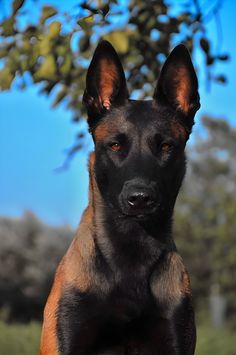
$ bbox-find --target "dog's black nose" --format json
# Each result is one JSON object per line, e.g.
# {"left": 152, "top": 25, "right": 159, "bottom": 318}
{"left": 127, "top": 191, "right": 155, "bottom": 209}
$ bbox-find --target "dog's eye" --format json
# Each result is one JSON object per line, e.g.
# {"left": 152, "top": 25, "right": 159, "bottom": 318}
{"left": 160, "top": 142, "right": 172, "bottom": 153}
{"left": 110, "top": 142, "right": 122, "bottom": 152}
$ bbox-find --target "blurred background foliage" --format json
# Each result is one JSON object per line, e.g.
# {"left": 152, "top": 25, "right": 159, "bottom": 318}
{"left": 0, "top": 0, "right": 228, "bottom": 118}
{"left": 0, "top": 0, "right": 235, "bottom": 354}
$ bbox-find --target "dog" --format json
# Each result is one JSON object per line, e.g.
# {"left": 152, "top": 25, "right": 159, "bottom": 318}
{"left": 40, "top": 40, "right": 200, "bottom": 355}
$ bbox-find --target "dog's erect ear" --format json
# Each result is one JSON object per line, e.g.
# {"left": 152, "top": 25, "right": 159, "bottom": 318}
{"left": 83, "top": 40, "right": 128, "bottom": 128}
{"left": 154, "top": 44, "right": 200, "bottom": 125}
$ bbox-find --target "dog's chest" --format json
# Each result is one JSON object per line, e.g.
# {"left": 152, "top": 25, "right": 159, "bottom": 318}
{"left": 106, "top": 274, "right": 154, "bottom": 323}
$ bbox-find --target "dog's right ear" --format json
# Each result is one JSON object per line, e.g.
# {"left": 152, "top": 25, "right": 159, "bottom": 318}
{"left": 153, "top": 44, "right": 200, "bottom": 130}
{"left": 83, "top": 40, "right": 129, "bottom": 129}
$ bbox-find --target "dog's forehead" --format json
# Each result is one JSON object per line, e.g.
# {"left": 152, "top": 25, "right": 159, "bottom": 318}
{"left": 125, "top": 100, "right": 170, "bottom": 127}
{"left": 93, "top": 100, "right": 186, "bottom": 141}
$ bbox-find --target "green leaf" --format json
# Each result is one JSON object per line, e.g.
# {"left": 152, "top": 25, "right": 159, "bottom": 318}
{"left": 48, "top": 21, "right": 61, "bottom": 39}
{"left": 56, "top": 44, "right": 69, "bottom": 56}
{"left": 12, "top": 0, "right": 25, "bottom": 14}
{"left": 0, "top": 47, "right": 8, "bottom": 58}
{"left": 19, "top": 59, "right": 28, "bottom": 72}
{"left": 103, "top": 31, "right": 130, "bottom": 53}
{"left": 77, "top": 15, "right": 94, "bottom": 32}
{"left": 34, "top": 55, "right": 57, "bottom": 81}
{"left": 0, "top": 17, "right": 15, "bottom": 36}
{"left": 79, "top": 35, "right": 90, "bottom": 52}
{"left": 40, "top": 6, "right": 58, "bottom": 25}
{"left": 0, "top": 67, "right": 14, "bottom": 90}
{"left": 38, "top": 36, "right": 52, "bottom": 56}
{"left": 60, "top": 54, "right": 72, "bottom": 75}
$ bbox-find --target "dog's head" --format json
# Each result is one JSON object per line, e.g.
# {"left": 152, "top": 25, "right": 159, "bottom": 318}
{"left": 83, "top": 41, "right": 200, "bottom": 220}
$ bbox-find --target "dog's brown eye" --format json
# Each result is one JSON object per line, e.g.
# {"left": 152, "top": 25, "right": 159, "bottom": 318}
{"left": 110, "top": 143, "right": 122, "bottom": 152}
{"left": 161, "top": 143, "right": 171, "bottom": 153}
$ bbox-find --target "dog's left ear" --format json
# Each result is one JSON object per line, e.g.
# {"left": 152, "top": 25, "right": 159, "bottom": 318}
{"left": 154, "top": 44, "right": 200, "bottom": 127}
{"left": 83, "top": 40, "right": 129, "bottom": 129}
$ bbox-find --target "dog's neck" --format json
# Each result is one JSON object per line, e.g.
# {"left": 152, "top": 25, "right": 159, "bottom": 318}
{"left": 86, "top": 152, "right": 176, "bottom": 264}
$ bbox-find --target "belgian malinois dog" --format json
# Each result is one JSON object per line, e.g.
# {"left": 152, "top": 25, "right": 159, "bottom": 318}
{"left": 40, "top": 40, "right": 200, "bottom": 355}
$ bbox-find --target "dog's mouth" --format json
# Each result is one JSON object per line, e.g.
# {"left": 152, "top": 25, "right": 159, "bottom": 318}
{"left": 130, "top": 213, "right": 153, "bottom": 222}
{"left": 120, "top": 203, "right": 160, "bottom": 220}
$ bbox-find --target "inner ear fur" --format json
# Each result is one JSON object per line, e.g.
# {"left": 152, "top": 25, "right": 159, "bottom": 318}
{"left": 83, "top": 40, "right": 128, "bottom": 128}
{"left": 154, "top": 44, "right": 200, "bottom": 120}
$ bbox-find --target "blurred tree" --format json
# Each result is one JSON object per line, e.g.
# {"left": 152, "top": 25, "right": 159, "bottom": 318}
{"left": 175, "top": 116, "right": 236, "bottom": 324}
{"left": 0, "top": 0, "right": 229, "bottom": 164}
{"left": 0, "top": 0, "right": 228, "bottom": 124}
{"left": 0, "top": 211, "right": 73, "bottom": 322}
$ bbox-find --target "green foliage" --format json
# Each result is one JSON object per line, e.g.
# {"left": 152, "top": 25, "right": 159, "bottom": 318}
{"left": 0, "top": 320, "right": 40, "bottom": 355}
{"left": 196, "top": 323, "right": 236, "bottom": 355}
{"left": 12, "top": 0, "right": 25, "bottom": 15}
{"left": 40, "top": 6, "right": 58, "bottom": 25}
{"left": 0, "top": 0, "right": 228, "bottom": 121}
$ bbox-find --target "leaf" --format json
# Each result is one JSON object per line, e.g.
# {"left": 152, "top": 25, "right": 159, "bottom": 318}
{"left": 12, "top": 0, "right": 25, "bottom": 14}
{"left": 38, "top": 36, "right": 52, "bottom": 56}
{"left": 60, "top": 54, "right": 72, "bottom": 75}
{"left": 100, "top": 4, "right": 110, "bottom": 16}
{"left": 77, "top": 15, "right": 94, "bottom": 32}
{"left": 0, "top": 47, "right": 8, "bottom": 58}
{"left": 34, "top": 55, "right": 57, "bottom": 81}
{"left": 215, "top": 75, "right": 227, "bottom": 84}
{"left": 56, "top": 44, "right": 69, "bottom": 56}
{"left": 218, "top": 54, "right": 229, "bottom": 61}
{"left": 200, "top": 38, "right": 210, "bottom": 54}
{"left": 0, "top": 67, "right": 14, "bottom": 90}
{"left": 0, "top": 17, "right": 15, "bottom": 36}
{"left": 103, "top": 31, "right": 130, "bottom": 53}
{"left": 19, "top": 59, "right": 28, "bottom": 72}
{"left": 52, "top": 86, "right": 68, "bottom": 107}
{"left": 206, "top": 55, "right": 214, "bottom": 66}
{"left": 48, "top": 21, "right": 61, "bottom": 39}
{"left": 40, "top": 6, "right": 58, "bottom": 25}
{"left": 79, "top": 35, "right": 90, "bottom": 52}
{"left": 40, "top": 82, "right": 56, "bottom": 94}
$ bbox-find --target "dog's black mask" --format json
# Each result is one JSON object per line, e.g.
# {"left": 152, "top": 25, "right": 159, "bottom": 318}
{"left": 83, "top": 41, "right": 200, "bottom": 220}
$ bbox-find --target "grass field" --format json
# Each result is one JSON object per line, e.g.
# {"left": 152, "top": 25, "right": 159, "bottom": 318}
{"left": 0, "top": 320, "right": 235, "bottom": 355}
{"left": 0, "top": 321, "right": 41, "bottom": 355}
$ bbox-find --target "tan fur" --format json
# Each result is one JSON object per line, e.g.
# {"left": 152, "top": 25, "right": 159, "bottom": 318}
{"left": 93, "top": 116, "right": 127, "bottom": 143}
{"left": 151, "top": 252, "right": 191, "bottom": 316}
{"left": 99, "top": 58, "right": 119, "bottom": 109}
{"left": 175, "top": 67, "right": 191, "bottom": 113}
{"left": 40, "top": 155, "right": 98, "bottom": 354}
{"left": 39, "top": 263, "right": 64, "bottom": 354}
{"left": 170, "top": 120, "right": 187, "bottom": 140}
{"left": 93, "top": 121, "right": 114, "bottom": 143}
{"left": 182, "top": 270, "right": 191, "bottom": 296}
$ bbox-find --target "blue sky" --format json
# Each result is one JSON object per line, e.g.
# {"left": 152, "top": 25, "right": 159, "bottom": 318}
{"left": 0, "top": 0, "right": 235, "bottom": 227}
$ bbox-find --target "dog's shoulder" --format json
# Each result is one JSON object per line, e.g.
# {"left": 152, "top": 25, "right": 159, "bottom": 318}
{"left": 150, "top": 251, "right": 192, "bottom": 313}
